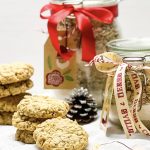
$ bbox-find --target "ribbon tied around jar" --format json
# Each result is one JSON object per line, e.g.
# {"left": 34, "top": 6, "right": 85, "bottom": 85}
{"left": 90, "top": 52, "right": 150, "bottom": 138}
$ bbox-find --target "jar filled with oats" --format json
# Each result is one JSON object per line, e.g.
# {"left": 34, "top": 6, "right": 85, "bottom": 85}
{"left": 86, "top": 0, "right": 120, "bottom": 107}
{"left": 107, "top": 38, "right": 150, "bottom": 129}
{"left": 45, "top": 0, "right": 120, "bottom": 107}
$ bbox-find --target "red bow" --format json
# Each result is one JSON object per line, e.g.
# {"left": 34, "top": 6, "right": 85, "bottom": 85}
{"left": 40, "top": 3, "right": 118, "bottom": 62}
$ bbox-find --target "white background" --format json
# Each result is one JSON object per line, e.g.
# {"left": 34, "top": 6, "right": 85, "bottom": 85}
{"left": 0, "top": 0, "right": 150, "bottom": 150}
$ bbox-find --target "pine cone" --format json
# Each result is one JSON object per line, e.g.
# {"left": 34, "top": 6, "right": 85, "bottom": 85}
{"left": 66, "top": 87, "right": 98, "bottom": 124}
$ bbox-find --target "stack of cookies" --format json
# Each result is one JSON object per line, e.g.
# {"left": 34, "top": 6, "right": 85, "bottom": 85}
{"left": 12, "top": 95, "right": 69, "bottom": 144}
{"left": 0, "top": 63, "right": 34, "bottom": 125}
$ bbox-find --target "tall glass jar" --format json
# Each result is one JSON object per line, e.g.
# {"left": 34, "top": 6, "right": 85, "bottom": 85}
{"left": 51, "top": 0, "right": 120, "bottom": 107}
{"left": 107, "top": 38, "right": 150, "bottom": 129}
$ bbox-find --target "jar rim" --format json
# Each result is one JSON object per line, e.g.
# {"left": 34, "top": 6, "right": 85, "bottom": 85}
{"left": 107, "top": 38, "right": 150, "bottom": 52}
{"left": 51, "top": 0, "right": 119, "bottom": 7}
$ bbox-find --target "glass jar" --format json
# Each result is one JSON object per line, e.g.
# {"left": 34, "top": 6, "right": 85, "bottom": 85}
{"left": 107, "top": 38, "right": 150, "bottom": 129}
{"left": 51, "top": 0, "right": 120, "bottom": 107}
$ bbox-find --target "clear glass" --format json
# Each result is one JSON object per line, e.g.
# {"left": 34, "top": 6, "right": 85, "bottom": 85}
{"left": 107, "top": 38, "right": 150, "bottom": 128}
{"left": 107, "top": 38, "right": 150, "bottom": 57}
{"left": 53, "top": 0, "right": 120, "bottom": 107}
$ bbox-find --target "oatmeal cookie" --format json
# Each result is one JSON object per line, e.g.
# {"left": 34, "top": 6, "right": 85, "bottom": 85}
{"left": 16, "top": 129, "right": 35, "bottom": 144}
{"left": 0, "top": 112, "right": 13, "bottom": 125}
{"left": 33, "top": 118, "right": 88, "bottom": 150}
{"left": 0, "top": 79, "right": 33, "bottom": 98}
{"left": 17, "top": 95, "right": 69, "bottom": 118}
{"left": 12, "top": 112, "right": 45, "bottom": 131}
{"left": 0, "top": 63, "right": 34, "bottom": 85}
{"left": 0, "top": 93, "right": 30, "bottom": 112}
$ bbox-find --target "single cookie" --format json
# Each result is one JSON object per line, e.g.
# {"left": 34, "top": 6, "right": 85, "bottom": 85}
{"left": 0, "top": 93, "right": 30, "bottom": 112}
{"left": 0, "top": 63, "right": 34, "bottom": 85}
{"left": 16, "top": 129, "right": 35, "bottom": 144}
{"left": 33, "top": 118, "right": 88, "bottom": 150}
{"left": 0, "top": 112, "right": 13, "bottom": 125}
{"left": 12, "top": 112, "right": 45, "bottom": 131}
{"left": 0, "top": 79, "right": 33, "bottom": 98}
{"left": 17, "top": 95, "right": 69, "bottom": 118}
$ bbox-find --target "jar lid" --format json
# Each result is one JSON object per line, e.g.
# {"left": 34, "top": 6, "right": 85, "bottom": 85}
{"left": 51, "top": 0, "right": 119, "bottom": 7}
{"left": 145, "top": 55, "right": 150, "bottom": 62}
{"left": 123, "top": 57, "right": 145, "bottom": 62}
{"left": 107, "top": 38, "right": 150, "bottom": 57}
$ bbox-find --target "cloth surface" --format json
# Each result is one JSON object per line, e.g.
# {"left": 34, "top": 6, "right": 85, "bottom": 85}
{"left": 0, "top": 112, "right": 150, "bottom": 150}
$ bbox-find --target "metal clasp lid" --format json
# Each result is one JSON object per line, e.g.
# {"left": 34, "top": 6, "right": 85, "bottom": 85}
{"left": 123, "top": 57, "right": 145, "bottom": 62}
{"left": 62, "top": 0, "right": 83, "bottom": 5}
{"left": 61, "top": 0, "right": 84, "bottom": 8}
{"left": 51, "top": 0, "right": 119, "bottom": 8}
{"left": 123, "top": 57, "right": 145, "bottom": 67}
{"left": 144, "top": 55, "right": 150, "bottom": 62}
{"left": 51, "top": 0, "right": 84, "bottom": 7}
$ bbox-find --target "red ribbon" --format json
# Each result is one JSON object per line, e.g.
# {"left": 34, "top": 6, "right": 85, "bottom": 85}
{"left": 40, "top": 3, "right": 118, "bottom": 62}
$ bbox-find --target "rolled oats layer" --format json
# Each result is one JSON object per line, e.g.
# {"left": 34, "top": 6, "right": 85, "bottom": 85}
{"left": 33, "top": 118, "right": 88, "bottom": 150}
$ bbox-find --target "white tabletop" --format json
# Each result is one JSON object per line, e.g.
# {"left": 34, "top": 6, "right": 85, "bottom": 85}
{"left": 0, "top": 112, "right": 150, "bottom": 150}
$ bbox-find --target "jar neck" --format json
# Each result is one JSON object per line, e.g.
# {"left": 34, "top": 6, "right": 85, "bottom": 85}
{"left": 51, "top": 0, "right": 119, "bottom": 7}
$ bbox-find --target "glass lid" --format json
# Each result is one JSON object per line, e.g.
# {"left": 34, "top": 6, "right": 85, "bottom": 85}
{"left": 107, "top": 38, "right": 150, "bottom": 57}
{"left": 51, "top": 0, "right": 119, "bottom": 7}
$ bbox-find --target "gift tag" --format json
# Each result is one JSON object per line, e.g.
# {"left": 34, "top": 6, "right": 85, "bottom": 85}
{"left": 44, "top": 37, "right": 77, "bottom": 89}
